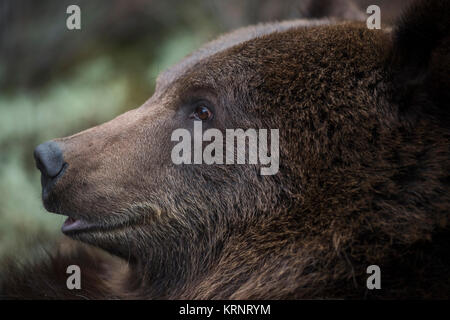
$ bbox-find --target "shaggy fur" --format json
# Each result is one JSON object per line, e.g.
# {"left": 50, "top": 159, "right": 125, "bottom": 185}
{"left": 1, "top": 0, "right": 449, "bottom": 299}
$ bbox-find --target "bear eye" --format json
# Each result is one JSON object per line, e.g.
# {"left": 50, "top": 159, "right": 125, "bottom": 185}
{"left": 192, "top": 105, "right": 213, "bottom": 121}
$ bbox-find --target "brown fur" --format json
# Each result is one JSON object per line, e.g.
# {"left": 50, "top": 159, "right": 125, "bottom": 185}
{"left": 1, "top": 0, "right": 449, "bottom": 299}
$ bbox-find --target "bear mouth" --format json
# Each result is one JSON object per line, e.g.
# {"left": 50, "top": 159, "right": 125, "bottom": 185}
{"left": 61, "top": 216, "right": 96, "bottom": 234}
{"left": 43, "top": 196, "right": 101, "bottom": 235}
{"left": 59, "top": 212, "right": 147, "bottom": 236}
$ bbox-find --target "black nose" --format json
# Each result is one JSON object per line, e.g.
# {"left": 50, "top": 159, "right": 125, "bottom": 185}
{"left": 34, "top": 141, "right": 66, "bottom": 195}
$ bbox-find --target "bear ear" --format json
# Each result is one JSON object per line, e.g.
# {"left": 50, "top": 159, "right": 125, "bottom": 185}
{"left": 390, "top": 0, "right": 449, "bottom": 121}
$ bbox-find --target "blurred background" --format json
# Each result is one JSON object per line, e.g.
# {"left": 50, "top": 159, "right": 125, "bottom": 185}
{"left": 0, "top": 0, "right": 410, "bottom": 259}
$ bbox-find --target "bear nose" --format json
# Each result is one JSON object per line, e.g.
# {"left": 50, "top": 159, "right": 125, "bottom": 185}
{"left": 34, "top": 141, "right": 66, "bottom": 191}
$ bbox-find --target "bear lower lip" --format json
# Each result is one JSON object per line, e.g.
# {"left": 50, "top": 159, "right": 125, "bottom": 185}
{"left": 62, "top": 217, "right": 94, "bottom": 234}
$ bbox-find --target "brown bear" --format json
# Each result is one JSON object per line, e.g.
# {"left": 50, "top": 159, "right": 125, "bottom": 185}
{"left": 0, "top": 0, "right": 449, "bottom": 299}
